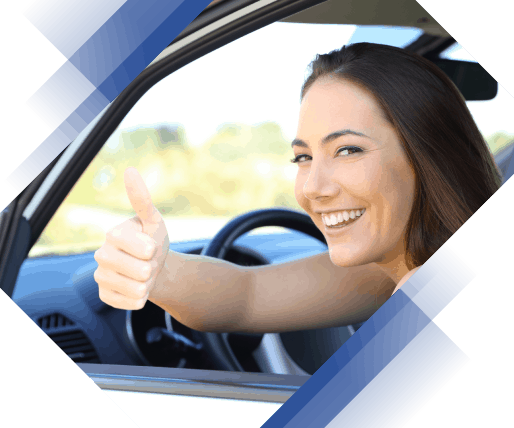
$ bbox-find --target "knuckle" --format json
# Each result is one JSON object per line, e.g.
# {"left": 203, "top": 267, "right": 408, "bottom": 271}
{"left": 93, "top": 269, "right": 104, "bottom": 284}
{"left": 145, "top": 242, "right": 156, "bottom": 259}
{"left": 133, "top": 297, "right": 147, "bottom": 310}
{"left": 98, "top": 289, "right": 111, "bottom": 305}
{"left": 133, "top": 283, "right": 148, "bottom": 300}
{"left": 140, "top": 262, "right": 153, "bottom": 281}
{"left": 106, "top": 227, "right": 122, "bottom": 244}
{"left": 94, "top": 248, "right": 107, "bottom": 264}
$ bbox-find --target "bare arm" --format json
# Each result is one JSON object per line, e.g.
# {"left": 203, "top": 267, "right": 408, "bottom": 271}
{"left": 243, "top": 251, "right": 395, "bottom": 333}
{"left": 95, "top": 168, "right": 396, "bottom": 334}
{"left": 148, "top": 251, "right": 251, "bottom": 332}
{"left": 149, "top": 249, "right": 395, "bottom": 333}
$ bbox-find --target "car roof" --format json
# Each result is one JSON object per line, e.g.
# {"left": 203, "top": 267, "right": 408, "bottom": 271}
{"left": 283, "top": 0, "right": 448, "bottom": 37}
{"left": 204, "top": 0, "right": 449, "bottom": 36}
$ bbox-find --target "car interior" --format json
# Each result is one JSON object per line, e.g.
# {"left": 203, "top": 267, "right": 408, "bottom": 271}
{"left": 1, "top": 0, "right": 513, "bottom": 401}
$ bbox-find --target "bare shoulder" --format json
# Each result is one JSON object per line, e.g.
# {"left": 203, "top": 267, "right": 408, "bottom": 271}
{"left": 392, "top": 266, "right": 422, "bottom": 295}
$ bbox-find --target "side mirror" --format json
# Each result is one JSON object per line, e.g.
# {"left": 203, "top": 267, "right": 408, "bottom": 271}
{"left": 432, "top": 59, "right": 498, "bottom": 101}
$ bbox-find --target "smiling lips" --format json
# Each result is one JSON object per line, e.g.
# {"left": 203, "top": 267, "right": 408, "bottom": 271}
{"left": 321, "top": 209, "right": 366, "bottom": 227}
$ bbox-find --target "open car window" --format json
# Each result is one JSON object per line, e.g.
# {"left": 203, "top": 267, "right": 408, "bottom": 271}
{"left": 29, "top": 24, "right": 513, "bottom": 260}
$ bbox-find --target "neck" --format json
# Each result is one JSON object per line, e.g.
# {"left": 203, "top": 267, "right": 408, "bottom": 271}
{"left": 374, "top": 241, "right": 411, "bottom": 283}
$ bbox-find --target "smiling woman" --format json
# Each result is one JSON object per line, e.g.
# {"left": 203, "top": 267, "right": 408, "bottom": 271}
{"left": 294, "top": 43, "right": 501, "bottom": 288}
{"left": 93, "top": 42, "right": 501, "bottom": 336}
{"left": 293, "top": 78, "right": 417, "bottom": 282}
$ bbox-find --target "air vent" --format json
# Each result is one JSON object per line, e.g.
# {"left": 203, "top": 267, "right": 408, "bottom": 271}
{"left": 37, "top": 313, "right": 75, "bottom": 329}
{"left": 47, "top": 330, "right": 100, "bottom": 363}
{"left": 37, "top": 314, "right": 100, "bottom": 363}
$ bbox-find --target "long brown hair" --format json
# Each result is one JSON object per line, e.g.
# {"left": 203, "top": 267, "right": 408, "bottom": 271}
{"left": 301, "top": 42, "right": 502, "bottom": 267}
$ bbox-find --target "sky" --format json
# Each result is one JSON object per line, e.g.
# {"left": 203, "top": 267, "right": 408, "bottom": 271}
{"left": 112, "top": 22, "right": 514, "bottom": 149}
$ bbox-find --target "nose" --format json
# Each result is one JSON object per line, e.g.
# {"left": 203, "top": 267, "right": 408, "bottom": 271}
{"left": 302, "top": 160, "right": 340, "bottom": 201}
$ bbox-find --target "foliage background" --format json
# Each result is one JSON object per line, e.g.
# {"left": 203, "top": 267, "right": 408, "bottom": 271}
{"left": 30, "top": 124, "right": 514, "bottom": 257}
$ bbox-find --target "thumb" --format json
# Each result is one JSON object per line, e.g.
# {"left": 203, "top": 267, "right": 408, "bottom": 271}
{"left": 124, "top": 167, "right": 161, "bottom": 234}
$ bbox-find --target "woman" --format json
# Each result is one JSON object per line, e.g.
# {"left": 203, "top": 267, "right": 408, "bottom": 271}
{"left": 94, "top": 43, "right": 501, "bottom": 333}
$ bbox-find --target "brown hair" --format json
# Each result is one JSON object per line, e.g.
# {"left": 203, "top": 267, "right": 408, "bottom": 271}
{"left": 301, "top": 42, "right": 502, "bottom": 268}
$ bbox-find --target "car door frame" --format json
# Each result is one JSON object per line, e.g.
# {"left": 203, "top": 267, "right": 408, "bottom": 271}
{"left": 80, "top": 362, "right": 308, "bottom": 402}
{"left": 0, "top": 0, "right": 329, "bottom": 299}
{"left": 0, "top": 0, "right": 336, "bottom": 401}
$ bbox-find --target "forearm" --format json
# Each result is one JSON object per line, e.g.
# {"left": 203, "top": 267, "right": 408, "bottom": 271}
{"left": 148, "top": 250, "right": 252, "bottom": 332}
{"left": 148, "top": 250, "right": 396, "bottom": 335}
{"left": 241, "top": 252, "right": 396, "bottom": 333}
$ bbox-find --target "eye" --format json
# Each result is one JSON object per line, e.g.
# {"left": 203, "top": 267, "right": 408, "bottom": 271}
{"left": 290, "top": 154, "right": 311, "bottom": 164}
{"left": 336, "top": 146, "right": 363, "bottom": 157}
{"left": 290, "top": 146, "right": 363, "bottom": 163}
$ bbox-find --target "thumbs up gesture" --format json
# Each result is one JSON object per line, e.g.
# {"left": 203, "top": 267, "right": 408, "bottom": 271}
{"left": 94, "top": 167, "right": 170, "bottom": 310}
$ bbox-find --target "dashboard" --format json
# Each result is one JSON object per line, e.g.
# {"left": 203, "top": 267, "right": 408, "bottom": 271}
{"left": 14, "top": 243, "right": 270, "bottom": 369}
{"left": 14, "top": 231, "right": 354, "bottom": 374}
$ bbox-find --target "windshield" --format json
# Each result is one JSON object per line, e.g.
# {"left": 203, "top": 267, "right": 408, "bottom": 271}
{"left": 29, "top": 23, "right": 513, "bottom": 258}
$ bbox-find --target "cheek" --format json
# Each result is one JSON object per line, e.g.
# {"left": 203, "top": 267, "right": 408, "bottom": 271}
{"left": 379, "top": 163, "right": 416, "bottom": 226}
{"left": 390, "top": 162, "right": 416, "bottom": 205}
{"left": 347, "top": 157, "right": 415, "bottom": 225}
{"left": 342, "top": 160, "right": 383, "bottom": 198}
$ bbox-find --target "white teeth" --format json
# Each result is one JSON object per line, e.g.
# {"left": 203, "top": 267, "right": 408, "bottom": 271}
{"left": 322, "top": 209, "right": 365, "bottom": 227}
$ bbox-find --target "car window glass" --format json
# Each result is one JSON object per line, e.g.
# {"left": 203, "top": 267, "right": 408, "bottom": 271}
{"left": 29, "top": 25, "right": 514, "bottom": 258}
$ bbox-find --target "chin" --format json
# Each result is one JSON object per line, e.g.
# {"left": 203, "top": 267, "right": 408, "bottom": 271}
{"left": 327, "top": 244, "right": 375, "bottom": 268}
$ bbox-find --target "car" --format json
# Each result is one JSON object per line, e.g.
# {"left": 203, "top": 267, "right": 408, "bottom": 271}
{"left": 1, "top": 0, "right": 513, "bottom": 420}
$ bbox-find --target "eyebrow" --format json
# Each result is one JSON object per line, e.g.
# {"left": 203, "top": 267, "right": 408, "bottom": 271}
{"left": 291, "top": 129, "right": 370, "bottom": 148}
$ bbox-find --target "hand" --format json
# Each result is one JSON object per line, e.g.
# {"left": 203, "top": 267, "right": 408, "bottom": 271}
{"left": 94, "top": 167, "right": 170, "bottom": 310}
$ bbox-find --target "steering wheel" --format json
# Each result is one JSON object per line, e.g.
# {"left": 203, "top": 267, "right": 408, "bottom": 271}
{"left": 197, "top": 208, "right": 328, "bottom": 372}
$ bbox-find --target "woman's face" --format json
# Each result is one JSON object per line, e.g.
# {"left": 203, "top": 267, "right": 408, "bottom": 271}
{"left": 294, "top": 77, "right": 416, "bottom": 268}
